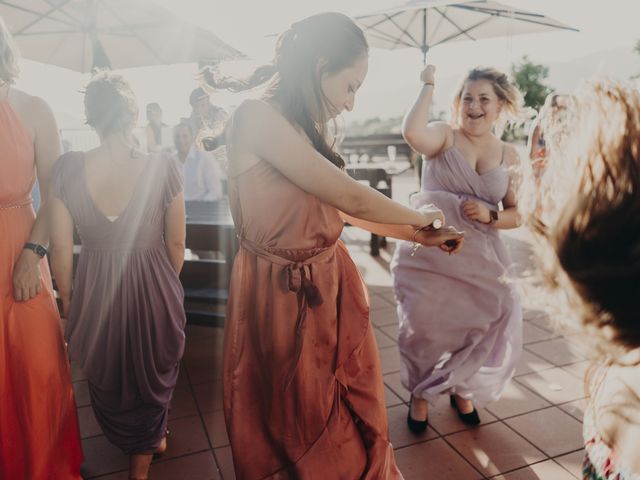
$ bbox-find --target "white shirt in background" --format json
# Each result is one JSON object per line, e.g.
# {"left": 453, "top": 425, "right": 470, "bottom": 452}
{"left": 179, "top": 146, "right": 224, "bottom": 202}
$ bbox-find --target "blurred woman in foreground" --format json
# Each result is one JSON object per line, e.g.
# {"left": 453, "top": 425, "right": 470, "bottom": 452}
{"left": 523, "top": 79, "right": 640, "bottom": 479}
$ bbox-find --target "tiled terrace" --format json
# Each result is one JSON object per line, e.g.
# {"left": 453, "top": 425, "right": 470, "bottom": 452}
{"left": 76, "top": 171, "right": 587, "bottom": 480}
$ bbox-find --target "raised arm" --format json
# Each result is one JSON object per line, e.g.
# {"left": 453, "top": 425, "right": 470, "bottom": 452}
{"left": 402, "top": 65, "right": 454, "bottom": 158}
{"left": 12, "top": 96, "right": 61, "bottom": 301}
{"left": 230, "top": 99, "right": 443, "bottom": 229}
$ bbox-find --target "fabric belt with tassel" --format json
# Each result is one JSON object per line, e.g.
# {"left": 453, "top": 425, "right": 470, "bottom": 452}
{"left": 239, "top": 237, "right": 336, "bottom": 390}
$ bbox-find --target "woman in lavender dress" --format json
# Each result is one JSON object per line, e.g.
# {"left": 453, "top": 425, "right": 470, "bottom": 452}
{"left": 49, "top": 72, "right": 186, "bottom": 480}
{"left": 391, "top": 65, "right": 527, "bottom": 432}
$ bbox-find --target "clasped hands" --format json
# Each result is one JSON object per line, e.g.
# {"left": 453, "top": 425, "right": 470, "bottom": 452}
{"left": 413, "top": 204, "right": 464, "bottom": 254}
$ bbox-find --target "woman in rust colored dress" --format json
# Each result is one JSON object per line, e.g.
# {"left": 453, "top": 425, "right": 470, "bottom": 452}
{"left": 0, "top": 17, "right": 82, "bottom": 479}
{"left": 200, "top": 12, "right": 464, "bottom": 479}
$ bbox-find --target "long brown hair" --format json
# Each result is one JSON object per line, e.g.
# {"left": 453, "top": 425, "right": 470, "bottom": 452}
{"left": 199, "top": 12, "right": 368, "bottom": 168}
{"left": 526, "top": 80, "right": 640, "bottom": 360}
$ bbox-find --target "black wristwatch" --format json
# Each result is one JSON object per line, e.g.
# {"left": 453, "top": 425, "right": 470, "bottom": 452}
{"left": 488, "top": 210, "right": 499, "bottom": 225}
{"left": 24, "top": 242, "right": 48, "bottom": 258}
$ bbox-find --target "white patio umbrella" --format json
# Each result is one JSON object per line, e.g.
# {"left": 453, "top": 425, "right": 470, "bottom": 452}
{"left": 356, "top": 0, "right": 577, "bottom": 63}
{"left": 0, "top": 0, "right": 243, "bottom": 72}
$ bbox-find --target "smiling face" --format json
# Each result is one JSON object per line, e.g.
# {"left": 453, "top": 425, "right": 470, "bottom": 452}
{"left": 320, "top": 52, "right": 368, "bottom": 120}
{"left": 458, "top": 79, "right": 503, "bottom": 136}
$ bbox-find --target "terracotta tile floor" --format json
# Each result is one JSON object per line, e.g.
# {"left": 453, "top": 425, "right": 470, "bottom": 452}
{"left": 77, "top": 171, "right": 586, "bottom": 479}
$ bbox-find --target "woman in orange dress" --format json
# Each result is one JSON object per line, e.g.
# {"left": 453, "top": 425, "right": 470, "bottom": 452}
{"left": 0, "top": 18, "right": 82, "bottom": 479}
{"left": 201, "top": 12, "right": 464, "bottom": 479}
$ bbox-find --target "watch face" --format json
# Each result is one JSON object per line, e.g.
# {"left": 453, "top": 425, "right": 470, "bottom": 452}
{"left": 432, "top": 218, "right": 442, "bottom": 229}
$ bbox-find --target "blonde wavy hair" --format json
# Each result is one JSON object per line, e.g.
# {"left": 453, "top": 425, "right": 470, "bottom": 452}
{"left": 524, "top": 79, "right": 640, "bottom": 361}
{"left": 451, "top": 67, "right": 532, "bottom": 137}
{"left": 0, "top": 16, "right": 20, "bottom": 85}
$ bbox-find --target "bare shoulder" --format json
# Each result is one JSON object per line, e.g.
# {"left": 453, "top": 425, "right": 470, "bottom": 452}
{"left": 597, "top": 365, "right": 640, "bottom": 473}
{"left": 433, "top": 121, "right": 454, "bottom": 132}
{"left": 225, "top": 99, "right": 277, "bottom": 174}
{"left": 502, "top": 143, "right": 521, "bottom": 170}
{"left": 228, "top": 99, "right": 285, "bottom": 145}
{"left": 503, "top": 143, "right": 522, "bottom": 178}
{"left": 27, "top": 93, "right": 53, "bottom": 113}
{"left": 12, "top": 88, "right": 53, "bottom": 116}
{"left": 13, "top": 90, "right": 57, "bottom": 132}
{"left": 231, "top": 98, "right": 279, "bottom": 130}
{"left": 433, "top": 121, "right": 455, "bottom": 148}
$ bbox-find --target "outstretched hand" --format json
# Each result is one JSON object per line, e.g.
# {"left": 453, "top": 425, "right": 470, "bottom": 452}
{"left": 416, "top": 226, "right": 464, "bottom": 254}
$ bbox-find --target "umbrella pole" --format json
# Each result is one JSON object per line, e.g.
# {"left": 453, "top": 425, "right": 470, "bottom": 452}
{"left": 421, "top": 8, "right": 429, "bottom": 65}
{"left": 421, "top": 45, "right": 429, "bottom": 65}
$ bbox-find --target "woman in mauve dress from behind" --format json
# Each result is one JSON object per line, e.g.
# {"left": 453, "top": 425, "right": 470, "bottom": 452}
{"left": 49, "top": 71, "right": 187, "bottom": 480}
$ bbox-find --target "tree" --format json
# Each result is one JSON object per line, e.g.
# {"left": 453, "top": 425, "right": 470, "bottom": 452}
{"left": 511, "top": 55, "right": 552, "bottom": 112}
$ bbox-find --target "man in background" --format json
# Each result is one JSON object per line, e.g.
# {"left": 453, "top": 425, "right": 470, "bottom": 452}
{"left": 172, "top": 122, "right": 225, "bottom": 202}
{"left": 186, "top": 87, "right": 228, "bottom": 135}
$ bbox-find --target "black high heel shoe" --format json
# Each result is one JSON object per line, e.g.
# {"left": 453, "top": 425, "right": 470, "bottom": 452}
{"left": 407, "top": 396, "right": 428, "bottom": 434}
{"left": 450, "top": 395, "right": 480, "bottom": 426}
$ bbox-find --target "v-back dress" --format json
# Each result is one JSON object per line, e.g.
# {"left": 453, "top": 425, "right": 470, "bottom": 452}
{"left": 223, "top": 151, "right": 403, "bottom": 478}
{"left": 50, "top": 151, "right": 187, "bottom": 454}
{"left": 391, "top": 144, "right": 522, "bottom": 406}
{"left": 0, "top": 99, "right": 83, "bottom": 479}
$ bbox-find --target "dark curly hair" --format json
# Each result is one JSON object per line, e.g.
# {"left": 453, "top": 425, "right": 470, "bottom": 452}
{"left": 198, "top": 12, "right": 368, "bottom": 169}
{"left": 84, "top": 70, "right": 138, "bottom": 137}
